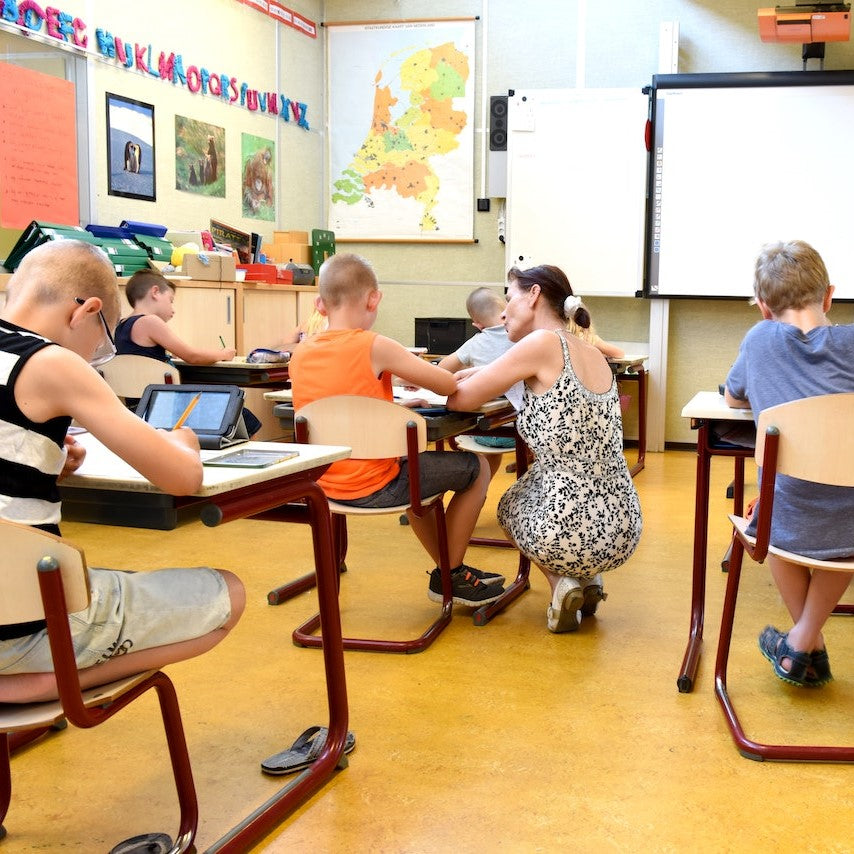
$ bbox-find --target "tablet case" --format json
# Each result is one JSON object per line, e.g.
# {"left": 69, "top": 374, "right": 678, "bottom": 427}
{"left": 136, "top": 384, "right": 249, "bottom": 450}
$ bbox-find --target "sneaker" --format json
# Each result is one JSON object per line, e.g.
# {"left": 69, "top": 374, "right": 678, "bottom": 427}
{"left": 581, "top": 573, "right": 607, "bottom": 617}
{"left": 427, "top": 567, "right": 504, "bottom": 607}
{"left": 428, "top": 564, "right": 506, "bottom": 587}
{"left": 547, "top": 577, "right": 584, "bottom": 633}
{"left": 458, "top": 563, "right": 506, "bottom": 586}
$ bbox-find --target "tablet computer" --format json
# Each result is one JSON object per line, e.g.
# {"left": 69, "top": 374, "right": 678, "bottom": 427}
{"left": 136, "top": 384, "right": 248, "bottom": 449}
{"left": 203, "top": 448, "right": 299, "bottom": 468}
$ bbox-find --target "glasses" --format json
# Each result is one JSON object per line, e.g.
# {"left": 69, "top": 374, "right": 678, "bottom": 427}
{"left": 75, "top": 297, "right": 117, "bottom": 367}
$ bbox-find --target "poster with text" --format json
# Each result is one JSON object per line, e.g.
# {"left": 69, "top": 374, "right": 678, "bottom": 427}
{"left": 327, "top": 19, "right": 475, "bottom": 241}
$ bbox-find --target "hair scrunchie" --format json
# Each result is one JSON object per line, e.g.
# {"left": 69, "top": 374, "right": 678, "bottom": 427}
{"left": 563, "top": 294, "right": 582, "bottom": 317}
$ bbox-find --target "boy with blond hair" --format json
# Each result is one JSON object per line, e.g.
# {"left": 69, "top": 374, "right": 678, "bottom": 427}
{"left": 289, "top": 254, "right": 506, "bottom": 606}
{"left": 725, "top": 239, "right": 854, "bottom": 686}
{"left": 0, "top": 241, "right": 244, "bottom": 702}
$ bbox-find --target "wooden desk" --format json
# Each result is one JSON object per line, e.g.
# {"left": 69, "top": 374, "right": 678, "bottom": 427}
{"left": 263, "top": 389, "right": 517, "bottom": 445}
{"left": 610, "top": 355, "right": 648, "bottom": 477}
{"left": 678, "top": 392, "right": 755, "bottom": 694}
{"left": 174, "top": 357, "right": 290, "bottom": 388}
{"left": 61, "top": 435, "right": 353, "bottom": 853}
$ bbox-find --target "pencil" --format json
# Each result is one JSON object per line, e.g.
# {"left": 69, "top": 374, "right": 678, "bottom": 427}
{"left": 219, "top": 335, "right": 226, "bottom": 347}
{"left": 172, "top": 393, "right": 201, "bottom": 430}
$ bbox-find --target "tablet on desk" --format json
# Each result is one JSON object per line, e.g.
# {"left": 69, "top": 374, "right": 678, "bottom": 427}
{"left": 203, "top": 448, "right": 299, "bottom": 468}
{"left": 136, "top": 384, "right": 249, "bottom": 449}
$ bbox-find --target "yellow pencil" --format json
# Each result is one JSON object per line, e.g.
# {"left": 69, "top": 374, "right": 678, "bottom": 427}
{"left": 172, "top": 393, "right": 201, "bottom": 430}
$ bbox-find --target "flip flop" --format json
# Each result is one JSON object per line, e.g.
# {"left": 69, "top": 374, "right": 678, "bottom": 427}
{"left": 261, "top": 725, "right": 356, "bottom": 776}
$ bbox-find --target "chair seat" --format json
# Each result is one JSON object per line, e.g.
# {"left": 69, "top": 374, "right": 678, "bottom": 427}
{"left": 730, "top": 515, "right": 854, "bottom": 572}
{"left": 0, "top": 671, "right": 156, "bottom": 733}
{"left": 452, "top": 435, "right": 511, "bottom": 455}
{"left": 328, "top": 494, "right": 443, "bottom": 516}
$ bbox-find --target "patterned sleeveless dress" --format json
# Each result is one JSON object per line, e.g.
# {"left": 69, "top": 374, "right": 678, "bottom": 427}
{"left": 497, "top": 332, "right": 642, "bottom": 579}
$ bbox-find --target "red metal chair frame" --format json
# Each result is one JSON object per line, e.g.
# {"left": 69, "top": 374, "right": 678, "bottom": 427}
{"left": 714, "top": 396, "right": 854, "bottom": 762}
{"left": 0, "top": 522, "right": 198, "bottom": 850}
{"left": 291, "top": 399, "right": 454, "bottom": 654}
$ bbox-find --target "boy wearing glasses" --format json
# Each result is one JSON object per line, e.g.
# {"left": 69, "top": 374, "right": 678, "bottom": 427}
{"left": 0, "top": 240, "right": 244, "bottom": 703}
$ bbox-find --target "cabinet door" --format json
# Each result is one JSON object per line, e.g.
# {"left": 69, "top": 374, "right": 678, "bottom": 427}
{"left": 172, "top": 287, "right": 235, "bottom": 348}
{"left": 243, "top": 289, "right": 297, "bottom": 351}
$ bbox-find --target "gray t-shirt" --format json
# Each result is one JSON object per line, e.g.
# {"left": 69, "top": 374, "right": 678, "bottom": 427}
{"left": 454, "top": 325, "right": 514, "bottom": 367}
{"left": 726, "top": 319, "right": 854, "bottom": 558}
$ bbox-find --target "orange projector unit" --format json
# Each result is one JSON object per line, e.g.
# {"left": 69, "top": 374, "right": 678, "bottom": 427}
{"left": 759, "top": 4, "right": 851, "bottom": 42}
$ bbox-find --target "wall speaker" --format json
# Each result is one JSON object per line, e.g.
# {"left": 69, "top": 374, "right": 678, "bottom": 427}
{"left": 489, "top": 95, "right": 508, "bottom": 152}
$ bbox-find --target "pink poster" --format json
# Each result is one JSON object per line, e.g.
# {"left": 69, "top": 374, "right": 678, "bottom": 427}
{"left": 0, "top": 61, "right": 79, "bottom": 229}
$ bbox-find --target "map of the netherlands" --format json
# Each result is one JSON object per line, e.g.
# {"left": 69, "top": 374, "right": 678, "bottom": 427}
{"left": 328, "top": 21, "right": 475, "bottom": 240}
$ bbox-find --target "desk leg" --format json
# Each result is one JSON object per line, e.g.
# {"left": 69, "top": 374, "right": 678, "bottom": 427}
{"left": 204, "top": 479, "right": 349, "bottom": 853}
{"left": 622, "top": 368, "right": 647, "bottom": 477}
{"left": 472, "top": 438, "right": 532, "bottom": 626}
{"left": 678, "top": 422, "right": 712, "bottom": 693}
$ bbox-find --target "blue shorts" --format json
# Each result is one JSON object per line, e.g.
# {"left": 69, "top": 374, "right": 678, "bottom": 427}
{"left": 0, "top": 566, "right": 231, "bottom": 674}
{"left": 334, "top": 450, "right": 481, "bottom": 508}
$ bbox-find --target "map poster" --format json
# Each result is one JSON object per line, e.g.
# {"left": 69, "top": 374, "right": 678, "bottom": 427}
{"left": 327, "top": 19, "right": 475, "bottom": 241}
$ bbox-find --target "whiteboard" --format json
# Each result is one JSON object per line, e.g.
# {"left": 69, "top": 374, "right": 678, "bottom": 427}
{"left": 648, "top": 72, "right": 854, "bottom": 299}
{"left": 505, "top": 88, "right": 649, "bottom": 297}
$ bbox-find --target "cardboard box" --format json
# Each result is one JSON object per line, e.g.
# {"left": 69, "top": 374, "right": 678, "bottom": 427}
{"left": 219, "top": 255, "right": 236, "bottom": 281}
{"left": 274, "top": 230, "right": 309, "bottom": 244}
{"left": 263, "top": 242, "right": 311, "bottom": 265}
{"left": 182, "top": 254, "right": 220, "bottom": 281}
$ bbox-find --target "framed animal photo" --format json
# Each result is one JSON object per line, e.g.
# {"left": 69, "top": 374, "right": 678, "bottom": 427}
{"left": 175, "top": 116, "right": 225, "bottom": 197}
{"left": 106, "top": 93, "right": 156, "bottom": 201}
{"left": 241, "top": 133, "right": 275, "bottom": 221}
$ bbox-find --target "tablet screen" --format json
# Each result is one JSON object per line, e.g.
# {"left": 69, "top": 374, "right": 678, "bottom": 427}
{"left": 138, "top": 386, "right": 241, "bottom": 433}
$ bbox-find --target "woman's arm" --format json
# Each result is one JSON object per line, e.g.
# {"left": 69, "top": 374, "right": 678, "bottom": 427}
{"left": 447, "top": 332, "right": 550, "bottom": 410}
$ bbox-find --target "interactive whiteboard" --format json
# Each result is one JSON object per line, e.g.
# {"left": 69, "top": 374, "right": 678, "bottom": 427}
{"left": 647, "top": 71, "right": 854, "bottom": 299}
{"left": 505, "top": 88, "right": 649, "bottom": 297}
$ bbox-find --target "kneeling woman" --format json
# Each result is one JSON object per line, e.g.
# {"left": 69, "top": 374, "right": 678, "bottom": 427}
{"left": 447, "top": 264, "right": 642, "bottom": 632}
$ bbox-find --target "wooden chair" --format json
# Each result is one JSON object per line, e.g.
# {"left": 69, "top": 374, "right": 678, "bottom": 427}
{"left": 0, "top": 520, "right": 199, "bottom": 851}
{"left": 714, "top": 393, "right": 854, "bottom": 762}
{"left": 292, "top": 395, "right": 454, "bottom": 654}
{"left": 98, "top": 353, "right": 178, "bottom": 403}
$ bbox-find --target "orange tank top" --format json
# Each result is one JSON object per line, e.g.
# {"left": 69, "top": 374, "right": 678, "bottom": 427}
{"left": 289, "top": 328, "right": 399, "bottom": 499}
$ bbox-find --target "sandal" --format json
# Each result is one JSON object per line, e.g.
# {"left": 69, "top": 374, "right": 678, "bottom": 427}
{"left": 808, "top": 648, "right": 833, "bottom": 686}
{"left": 758, "top": 626, "right": 812, "bottom": 687}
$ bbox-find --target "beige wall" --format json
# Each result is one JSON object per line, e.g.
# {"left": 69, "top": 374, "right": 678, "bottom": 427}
{"left": 326, "top": 0, "right": 854, "bottom": 443}
{"left": 6, "top": 0, "right": 854, "bottom": 442}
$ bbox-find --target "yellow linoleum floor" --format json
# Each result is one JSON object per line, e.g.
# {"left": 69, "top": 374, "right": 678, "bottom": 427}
{"left": 3, "top": 449, "right": 853, "bottom": 852}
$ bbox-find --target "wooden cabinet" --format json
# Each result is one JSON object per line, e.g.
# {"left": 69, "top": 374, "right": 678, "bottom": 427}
{"left": 240, "top": 284, "right": 298, "bottom": 352}
{"left": 0, "top": 274, "right": 316, "bottom": 355}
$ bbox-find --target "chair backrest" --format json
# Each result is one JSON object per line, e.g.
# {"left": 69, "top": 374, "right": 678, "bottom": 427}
{"left": 756, "top": 393, "right": 854, "bottom": 487}
{"left": 296, "top": 395, "right": 427, "bottom": 458}
{"left": 98, "top": 354, "right": 178, "bottom": 399}
{"left": 0, "top": 520, "right": 90, "bottom": 626}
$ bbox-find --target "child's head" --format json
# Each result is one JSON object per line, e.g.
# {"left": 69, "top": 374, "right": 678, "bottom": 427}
{"left": 753, "top": 240, "right": 830, "bottom": 315}
{"left": 506, "top": 264, "right": 591, "bottom": 330}
{"left": 317, "top": 253, "right": 378, "bottom": 310}
{"left": 465, "top": 287, "right": 506, "bottom": 329}
{"left": 125, "top": 269, "right": 176, "bottom": 310}
{"left": 7, "top": 240, "right": 120, "bottom": 326}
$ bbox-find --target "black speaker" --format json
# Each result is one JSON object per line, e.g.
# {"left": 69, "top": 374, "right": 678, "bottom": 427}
{"left": 489, "top": 95, "right": 508, "bottom": 152}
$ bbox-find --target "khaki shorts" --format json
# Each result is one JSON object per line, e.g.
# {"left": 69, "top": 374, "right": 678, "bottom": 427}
{"left": 0, "top": 566, "right": 231, "bottom": 674}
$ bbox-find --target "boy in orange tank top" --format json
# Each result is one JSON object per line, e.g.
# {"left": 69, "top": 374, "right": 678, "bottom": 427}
{"left": 289, "top": 253, "right": 506, "bottom": 606}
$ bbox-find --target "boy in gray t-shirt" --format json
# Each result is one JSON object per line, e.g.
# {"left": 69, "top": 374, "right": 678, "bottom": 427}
{"left": 725, "top": 239, "right": 854, "bottom": 688}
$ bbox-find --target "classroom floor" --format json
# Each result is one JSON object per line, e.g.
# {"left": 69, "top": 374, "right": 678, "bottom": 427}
{"left": 3, "top": 449, "right": 853, "bottom": 852}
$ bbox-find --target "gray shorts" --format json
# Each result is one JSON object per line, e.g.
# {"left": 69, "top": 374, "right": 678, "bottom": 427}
{"left": 335, "top": 450, "right": 481, "bottom": 508}
{"left": 0, "top": 566, "right": 231, "bottom": 674}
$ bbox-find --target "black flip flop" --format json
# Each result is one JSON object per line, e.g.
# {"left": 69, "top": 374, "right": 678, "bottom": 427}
{"left": 261, "top": 725, "right": 355, "bottom": 776}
